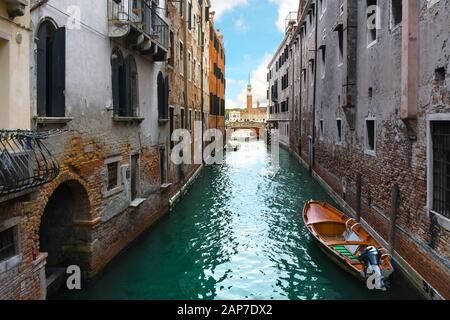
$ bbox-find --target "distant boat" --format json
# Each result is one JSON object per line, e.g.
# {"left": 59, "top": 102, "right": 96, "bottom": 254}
{"left": 302, "top": 201, "right": 394, "bottom": 291}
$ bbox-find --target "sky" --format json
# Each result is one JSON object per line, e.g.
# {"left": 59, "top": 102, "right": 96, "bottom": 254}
{"left": 210, "top": 0, "right": 299, "bottom": 110}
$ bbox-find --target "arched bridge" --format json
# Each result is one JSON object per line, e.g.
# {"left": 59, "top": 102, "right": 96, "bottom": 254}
{"left": 226, "top": 122, "right": 266, "bottom": 139}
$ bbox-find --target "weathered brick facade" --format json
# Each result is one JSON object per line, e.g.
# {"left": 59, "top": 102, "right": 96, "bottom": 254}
{"left": 0, "top": 0, "right": 210, "bottom": 300}
{"left": 270, "top": 0, "right": 450, "bottom": 299}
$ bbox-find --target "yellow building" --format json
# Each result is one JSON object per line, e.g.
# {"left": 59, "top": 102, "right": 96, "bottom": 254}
{"left": 0, "top": 0, "right": 30, "bottom": 130}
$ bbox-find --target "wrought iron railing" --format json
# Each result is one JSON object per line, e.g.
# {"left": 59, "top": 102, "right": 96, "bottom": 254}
{"left": 108, "top": 0, "right": 169, "bottom": 50}
{"left": 0, "top": 130, "right": 60, "bottom": 197}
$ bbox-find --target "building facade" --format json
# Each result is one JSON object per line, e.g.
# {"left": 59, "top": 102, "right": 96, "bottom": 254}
{"left": 0, "top": 0, "right": 30, "bottom": 130}
{"left": 208, "top": 13, "right": 225, "bottom": 134}
{"left": 267, "top": 16, "right": 297, "bottom": 147}
{"left": 269, "top": 0, "right": 450, "bottom": 299}
{"left": 0, "top": 0, "right": 223, "bottom": 300}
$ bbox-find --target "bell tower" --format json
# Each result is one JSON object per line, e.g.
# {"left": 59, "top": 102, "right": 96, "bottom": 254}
{"left": 246, "top": 75, "right": 253, "bottom": 111}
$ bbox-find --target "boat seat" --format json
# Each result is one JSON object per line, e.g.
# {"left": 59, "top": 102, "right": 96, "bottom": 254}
{"left": 307, "top": 219, "right": 346, "bottom": 226}
{"left": 333, "top": 245, "right": 360, "bottom": 263}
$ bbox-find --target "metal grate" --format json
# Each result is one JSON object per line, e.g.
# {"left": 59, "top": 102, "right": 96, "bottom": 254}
{"left": 0, "top": 130, "right": 60, "bottom": 197}
{"left": 432, "top": 122, "right": 450, "bottom": 218}
{"left": 108, "top": 0, "right": 169, "bottom": 50}
{"left": 0, "top": 227, "right": 15, "bottom": 262}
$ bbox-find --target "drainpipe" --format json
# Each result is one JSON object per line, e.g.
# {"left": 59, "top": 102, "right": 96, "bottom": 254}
{"left": 200, "top": 0, "right": 205, "bottom": 165}
{"left": 299, "top": 27, "right": 303, "bottom": 155}
{"left": 310, "top": 1, "right": 319, "bottom": 176}
{"left": 400, "top": 0, "right": 419, "bottom": 140}
{"left": 183, "top": 0, "right": 189, "bottom": 134}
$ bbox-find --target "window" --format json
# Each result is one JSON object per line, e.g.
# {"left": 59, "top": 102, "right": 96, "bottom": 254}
{"left": 189, "top": 109, "right": 193, "bottom": 130}
{"left": 367, "top": 0, "right": 378, "bottom": 46}
{"left": 111, "top": 52, "right": 139, "bottom": 118}
{"left": 179, "top": 42, "right": 184, "bottom": 75}
{"left": 0, "top": 227, "right": 16, "bottom": 262}
{"left": 336, "top": 119, "right": 342, "bottom": 143}
{"left": 188, "top": 1, "right": 193, "bottom": 30}
{"left": 169, "top": 107, "right": 175, "bottom": 149}
{"left": 390, "top": 0, "right": 402, "bottom": 29}
{"left": 435, "top": 67, "right": 446, "bottom": 85}
{"left": 365, "top": 119, "right": 376, "bottom": 154}
{"left": 310, "top": 60, "right": 315, "bottom": 86}
{"left": 319, "top": 0, "right": 327, "bottom": 17}
{"left": 130, "top": 154, "right": 139, "bottom": 201}
{"left": 320, "top": 119, "right": 324, "bottom": 140}
{"left": 188, "top": 52, "right": 192, "bottom": 81}
{"left": 168, "top": 31, "right": 175, "bottom": 67}
{"left": 107, "top": 162, "right": 119, "bottom": 191}
{"left": 36, "top": 20, "right": 66, "bottom": 117}
{"left": 431, "top": 121, "right": 450, "bottom": 218}
{"left": 320, "top": 47, "right": 326, "bottom": 79}
{"left": 157, "top": 72, "right": 169, "bottom": 120}
{"left": 180, "top": 108, "right": 185, "bottom": 129}
{"left": 159, "top": 148, "right": 166, "bottom": 185}
{"left": 338, "top": 27, "right": 343, "bottom": 66}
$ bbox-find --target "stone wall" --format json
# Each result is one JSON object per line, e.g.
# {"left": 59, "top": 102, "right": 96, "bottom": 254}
{"left": 284, "top": 0, "right": 450, "bottom": 299}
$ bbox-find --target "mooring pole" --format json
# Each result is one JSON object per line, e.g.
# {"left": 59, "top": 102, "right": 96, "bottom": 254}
{"left": 356, "top": 173, "right": 362, "bottom": 222}
{"left": 389, "top": 184, "right": 400, "bottom": 254}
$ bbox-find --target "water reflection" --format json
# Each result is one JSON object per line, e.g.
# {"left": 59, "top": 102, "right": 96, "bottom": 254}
{"left": 61, "top": 141, "right": 422, "bottom": 300}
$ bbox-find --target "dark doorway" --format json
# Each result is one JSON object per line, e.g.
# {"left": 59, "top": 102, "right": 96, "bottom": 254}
{"left": 39, "top": 181, "right": 90, "bottom": 293}
{"left": 131, "top": 154, "right": 139, "bottom": 201}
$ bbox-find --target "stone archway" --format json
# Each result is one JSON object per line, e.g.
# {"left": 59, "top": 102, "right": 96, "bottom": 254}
{"left": 38, "top": 179, "right": 92, "bottom": 294}
{"left": 39, "top": 180, "right": 91, "bottom": 267}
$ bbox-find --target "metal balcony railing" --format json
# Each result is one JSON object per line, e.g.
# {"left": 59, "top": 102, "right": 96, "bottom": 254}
{"left": 108, "top": 0, "right": 169, "bottom": 50}
{"left": 0, "top": 130, "right": 60, "bottom": 197}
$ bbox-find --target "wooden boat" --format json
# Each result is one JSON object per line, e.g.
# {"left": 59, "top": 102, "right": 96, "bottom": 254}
{"left": 303, "top": 200, "right": 394, "bottom": 290}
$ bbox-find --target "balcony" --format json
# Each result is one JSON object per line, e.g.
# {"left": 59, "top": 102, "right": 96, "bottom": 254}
{"left": 2, "top": 0, "right": 27, "bottom": 19}
{"left": 108, "top": 0, "right": 169, "bottom": 61}
{"left": 0, "top": 130, "right": 59, "bottom": 198}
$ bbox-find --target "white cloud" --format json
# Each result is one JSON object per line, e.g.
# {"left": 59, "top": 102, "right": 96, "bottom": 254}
{"left": 228, "top": 53, "right": 272, "bottom": 109}
{"left": 234, "top": 14, "right": 248, "bottom": 32}
{"left": 210, "top": 0, "right": 248, "bottom": 20}
{"left": 268, "top": 0, "right": 299, "bottom": 32}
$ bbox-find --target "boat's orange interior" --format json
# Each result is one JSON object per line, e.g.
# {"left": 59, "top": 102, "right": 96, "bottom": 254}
{"left": 304, "top": 201, "right": 392, "bottom": 271}
{"left": 304, "top": 201, "right": 369, "bottom": 242}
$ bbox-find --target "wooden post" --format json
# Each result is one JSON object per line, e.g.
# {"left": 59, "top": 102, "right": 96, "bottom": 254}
{"left": 389, "top": 184, "right": 400, "bottom": 254}
{"left": 356, "top": 173, "right": 362, "bottom": 222}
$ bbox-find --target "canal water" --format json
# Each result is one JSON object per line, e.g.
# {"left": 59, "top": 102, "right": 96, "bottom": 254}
{"left": 61, "top": 140, "right": 421, "bottom": 300}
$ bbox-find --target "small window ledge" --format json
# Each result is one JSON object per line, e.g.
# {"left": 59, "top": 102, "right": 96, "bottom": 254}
{"left": 102, "top": 186, "right": 124, "bottom": 199}
{"left": 364, "top": 149, "right": 376, "bottom": 157}
{"left": 430, "top": 211, "right": 450, "bottom": 232}
{"left": 130, "top": 198, "right": 146, "bottom": 208}
{"left": 35, "top": 117, "right": 73, "bottom": 125}
{"left": 113, "top": 116, "right": 144, "bottom": 124}
{"left": 158, "top": 118, "right": 170, "bottom": 124}
{"left": 160, "top": 183, "right": 172, "bottom": 192}
{"left": 0, "top": 254, "right": 22, "bottom": 275}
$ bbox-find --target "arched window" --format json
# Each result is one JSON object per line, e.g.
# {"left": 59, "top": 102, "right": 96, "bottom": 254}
{"left": 157, "top": 72, "right": 169, "bottom": 120}
{"left": 125, "top": 55, "right": 139, "bottom": 117}
{"left": 36, "top": 20, "right": 66, "bottom": 117}
{"left": 112, "top": 52, "right": 139, "bottom": 118}
{"left": 111, "top": 48, "right": 126, "bottom": 116}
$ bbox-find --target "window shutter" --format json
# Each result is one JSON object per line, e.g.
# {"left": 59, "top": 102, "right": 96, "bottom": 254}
{"left": 164, "top": 76, "right": 169, "bottom": 119}
{"left": 36, "top": 24, "right": 48, "bottom": 117}
{"left": 157, "top": 73, "right": 164, "bottom": 119}
{"left": 111, "top": 52, "right": 120, "bottom": 116}
{"left": 51, "top": 27, "right": 66, "bottom": 117}
{"left": 188, "top": 3, "right": 192, "bottom": 29}
{"left": 124, "top": 57, "right": 132, "bottom": 117}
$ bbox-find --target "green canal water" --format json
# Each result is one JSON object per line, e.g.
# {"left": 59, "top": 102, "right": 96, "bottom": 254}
{"left": 61, "top": 141, "right": 422, "bottom": 300}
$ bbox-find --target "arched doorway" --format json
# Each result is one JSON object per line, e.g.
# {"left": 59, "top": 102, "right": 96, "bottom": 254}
{"left": 39, "top": 180, "right": 91, "bottom": 294}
